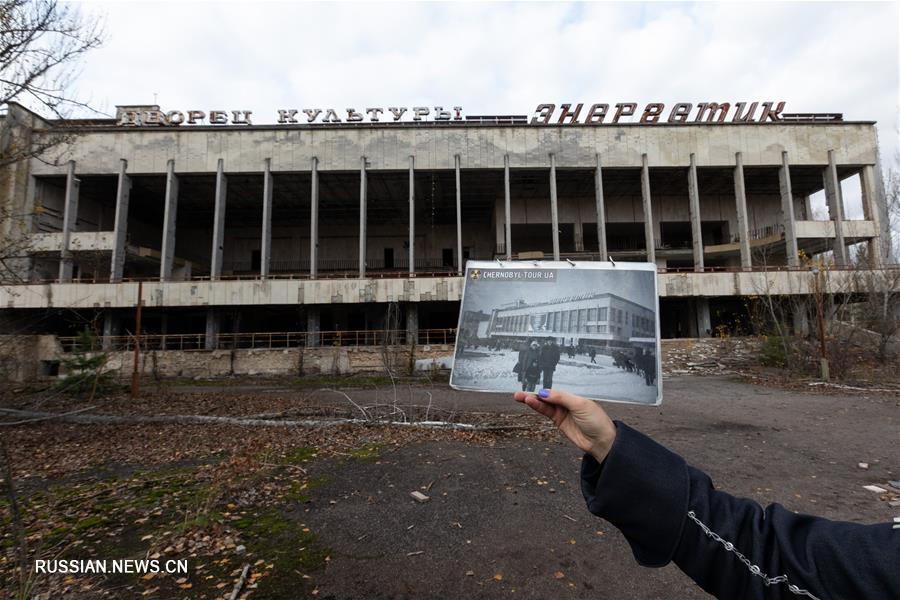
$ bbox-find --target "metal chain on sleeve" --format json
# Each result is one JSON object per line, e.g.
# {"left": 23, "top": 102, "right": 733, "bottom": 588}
{"left": 686, "top": 511, "right": 822, "bottom": 600}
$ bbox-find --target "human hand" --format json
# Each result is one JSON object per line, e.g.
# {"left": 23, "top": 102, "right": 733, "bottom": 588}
{"left": 514, "top": 389, "right": 617, "bottom": 464}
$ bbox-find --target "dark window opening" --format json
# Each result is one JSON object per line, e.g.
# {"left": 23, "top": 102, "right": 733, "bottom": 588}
{"left": 384, "top": 248, "right": 394, "bottom": 269}
{"left": 660, "top": 222, "right": 693, "bottom": 250}
{"left": 702, "top": 221, "right": 730, "bottom": 246}
{"left": 442, "top": 248, "right": 454, "bottom": 267}
{"left": 605, "top": 223, "right": 646, "bottom": 251}
{"left": 40, "top": 360, "right": 60, "bottom": 377}
{"left": 251, "top": 250, "right": 261, "bottom": 272}
{"left": 510, "top": 223, "right": 576, "bottom": 255}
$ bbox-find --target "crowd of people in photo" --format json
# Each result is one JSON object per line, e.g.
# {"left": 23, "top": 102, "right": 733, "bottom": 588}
{"left": 611, "top": 347, "right": 657, "bottom": 386}
{"left": 511, "top": 338, "right": 657, "bottom": 391}
{"left": 456, "top": 333, "right": 657, "bottom": 391}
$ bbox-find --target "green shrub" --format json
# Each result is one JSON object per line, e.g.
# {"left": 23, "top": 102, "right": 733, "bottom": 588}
{"left": 55, "top": 327, "right": 118, "bottom": 398}
{"left": 760, "top": 335, "right": 788, "bottom": 368}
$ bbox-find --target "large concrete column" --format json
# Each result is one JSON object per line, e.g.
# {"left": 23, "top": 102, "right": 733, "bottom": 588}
{"left": 306, "top": 306, "right": 320, "bottom": 347}
{"left": 210, "top": 158, "right": 227, "bottom": 279}
{"left": 594, "top": 153, "right": 608, "bottom": 261}
{"left": 792, "top": 298, "right": 810, "bottom": 337}
{"left": 160, "top": 314, "right": 169, "bottom": 350}
{"left": 823, "top": 150, "right": 847, "bottom": 266}
{"left": 455, "top": 154, "right": 463, "bottom": 275}
{"left": 859, "top": 164, "right": 885, "bottom": 265}
{"left": 110, "top": 159, "right": 131, "bottom": 282}
{"left": 803, "top": 195, "right": 813, "bottom": 220}
{"left": 408, "top": 155, "right": 415, "bottom": 274}
{"left": 310, "top": 157, "right": 319, "bottom": 277}
{"left": 359, "top": 156, "right": 367, "bottom": 278}
{"left": 160, "top": 159, "right": 179, "bottom": 280}
{"left": 733, "top": 152, "right": 752, "bottom": 269}
{"left": 260, "top": 158, "right": 273, "bottom": 278}
{"left": 504, "top": 154, "right": 512, "bottom": 260}
{"left": 205, "top": 309, "right": 220, "bottom": 350}
{"left": 102, "top": 311, "right": 119, "bottom": 350}
{"left": 549, "top": 153, "right": 561, "bottom": 261}
{"left": 779, "top": 151, "right": 800, "bottom": 267}
{"left": 696, "top": 298, "right": 712, "bottom": 338}
{"left": 406, "top": 304, "right": 419, "bottom": 345}
{"left": 58, "top": 160, "right": 79, "bottom": 282}
{"left": 686, "top": 300, "right": 698, "bottom": 338}
{"left": 640, "top": 154, "right": 656, "bottom": 264}
{"left": 21, "top": 176, "right": 37, "bottom": 280}
{"left": 687, "top": 154, "right": 704, "bottom": 272}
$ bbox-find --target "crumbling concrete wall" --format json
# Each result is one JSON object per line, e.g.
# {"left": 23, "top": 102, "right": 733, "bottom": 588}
{"left": 93, "top": 343, "right": 455, "bottom": 381}
{"left": 3, "top": 335, "right": 766, "bottom": 383}
{"left": 0, "top": 335, "right": 63, "bottom": 382}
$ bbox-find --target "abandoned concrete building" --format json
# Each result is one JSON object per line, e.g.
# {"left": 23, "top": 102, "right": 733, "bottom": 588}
{"left": 0, "top": 101, "right": 893, "bottom": 379}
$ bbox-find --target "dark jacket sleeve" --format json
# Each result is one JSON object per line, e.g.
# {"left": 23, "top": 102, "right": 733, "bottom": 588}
{"left": 580, "top": 421, "right": 900, "bottom": 600}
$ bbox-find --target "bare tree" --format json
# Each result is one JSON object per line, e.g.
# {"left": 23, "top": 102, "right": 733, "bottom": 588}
{"left": 884, "top": 161, "right": 899, "bottom": 262}
{"left": 0, "top": 0, "right": 105, "bottom": 155}
{"left": 0, "top": 0, "right": 104, "bottom": 284}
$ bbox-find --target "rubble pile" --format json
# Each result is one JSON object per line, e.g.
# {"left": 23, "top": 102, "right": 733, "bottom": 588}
{"left": 662, "top": 337, "right": 761, "bottom": 376}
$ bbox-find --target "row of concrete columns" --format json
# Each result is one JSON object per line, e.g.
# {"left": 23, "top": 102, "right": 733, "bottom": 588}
{"left": 55, "top": 151, "right": 884, "bottom": 284}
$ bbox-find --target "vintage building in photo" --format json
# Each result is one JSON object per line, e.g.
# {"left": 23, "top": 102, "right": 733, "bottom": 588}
{"left": 0, "top": 101, "right": 894, "bottom": 378}
{"left": 485, "top": 292, "right": 656, "bottom": 347}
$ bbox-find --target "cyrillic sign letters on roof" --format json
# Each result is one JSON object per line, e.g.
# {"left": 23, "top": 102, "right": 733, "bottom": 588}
{"left": 116, "top": 101, "right": 787, "bottom": 127}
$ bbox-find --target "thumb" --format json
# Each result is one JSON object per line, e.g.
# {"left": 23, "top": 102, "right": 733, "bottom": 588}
{"left": 535, "top": 388, "right": 590, "bottom": 413}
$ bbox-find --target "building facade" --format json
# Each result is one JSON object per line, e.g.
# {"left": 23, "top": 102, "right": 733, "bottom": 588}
{"left": 486, "top": 293, "right": 655, "bottom": 347}
{"left": 0, "top": 102, "right": 893, "bottom": 358}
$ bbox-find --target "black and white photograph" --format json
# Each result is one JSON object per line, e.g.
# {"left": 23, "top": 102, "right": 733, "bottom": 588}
{"left": 451, "top": 261, "right": 660, "bottom": 405}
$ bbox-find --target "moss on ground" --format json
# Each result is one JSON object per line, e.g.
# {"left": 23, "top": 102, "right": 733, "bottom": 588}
{"left": 234, "top": 509, "right": 329, "bottom": 596}
{"left": 284, "top": 475, "right": 330, "bottom": 503}
{"left": 2, "top": 448, "right": 336, "bottom": 598}
{"left": 348, "top": 443, "right": 384, "bottom": 462}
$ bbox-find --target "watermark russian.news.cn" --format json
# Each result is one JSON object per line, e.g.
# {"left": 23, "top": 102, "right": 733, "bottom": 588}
{"left": 34, "top": 559, "right": 188, "bottom": 575}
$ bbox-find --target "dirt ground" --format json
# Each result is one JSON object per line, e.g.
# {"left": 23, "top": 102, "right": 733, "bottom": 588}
{"left": 1, "top": 375, "right": 898, "bottom": 599}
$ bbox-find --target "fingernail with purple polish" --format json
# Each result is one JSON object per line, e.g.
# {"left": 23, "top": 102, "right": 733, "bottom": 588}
{"left": 538, "top": 389, "right": 550, "bottom": 399}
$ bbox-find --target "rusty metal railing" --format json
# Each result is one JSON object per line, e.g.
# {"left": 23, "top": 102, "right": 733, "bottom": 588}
{"left": 57, "top": 328, "right": 458, "bottom": 352}
{"left": 18, "top": 262, "right": 900, "bottom": 286}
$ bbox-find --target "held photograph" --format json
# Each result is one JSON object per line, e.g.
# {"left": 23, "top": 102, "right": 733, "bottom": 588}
{"left": 450, "top": 261, "right": 661, "bottom": 405}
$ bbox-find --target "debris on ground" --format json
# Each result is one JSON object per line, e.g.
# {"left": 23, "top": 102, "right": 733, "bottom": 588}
{"left": 662, "top": 338, "right": 760, "bottom": 376}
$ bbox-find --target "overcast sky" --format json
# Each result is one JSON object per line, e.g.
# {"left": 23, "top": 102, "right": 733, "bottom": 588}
{"left": 73, "top": 1, "right": 898, "bottom": 147}
{"left": 69, "top": 0, "right": 899, "bottom": 217}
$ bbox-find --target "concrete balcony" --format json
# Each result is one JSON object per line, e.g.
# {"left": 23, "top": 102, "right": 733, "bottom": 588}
{"left": 2, "top": 267, "right": 897, "bottom": 310}
{"left": 795, "top": 219, "right": 877, "bottom": 239}
{"left": 29, "top": 231, "right": 116, "bottom": 253}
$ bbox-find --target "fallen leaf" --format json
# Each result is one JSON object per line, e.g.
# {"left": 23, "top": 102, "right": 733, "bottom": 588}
{"left": 553, "top": 571, "right": 565, "bottom": 579}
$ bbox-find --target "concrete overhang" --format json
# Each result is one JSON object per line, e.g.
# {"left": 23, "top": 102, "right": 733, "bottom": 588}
{"left": 2, "top": 269, "right": 896, "bottom": 310}
{"left": 795, "top": 220, "right": 877, "bottom": 239}
{"left": 28, "top": 121, "right": 880, "bottom": 176}
{"left": 28, "top": 231, "right": 116, "bottom": 253}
